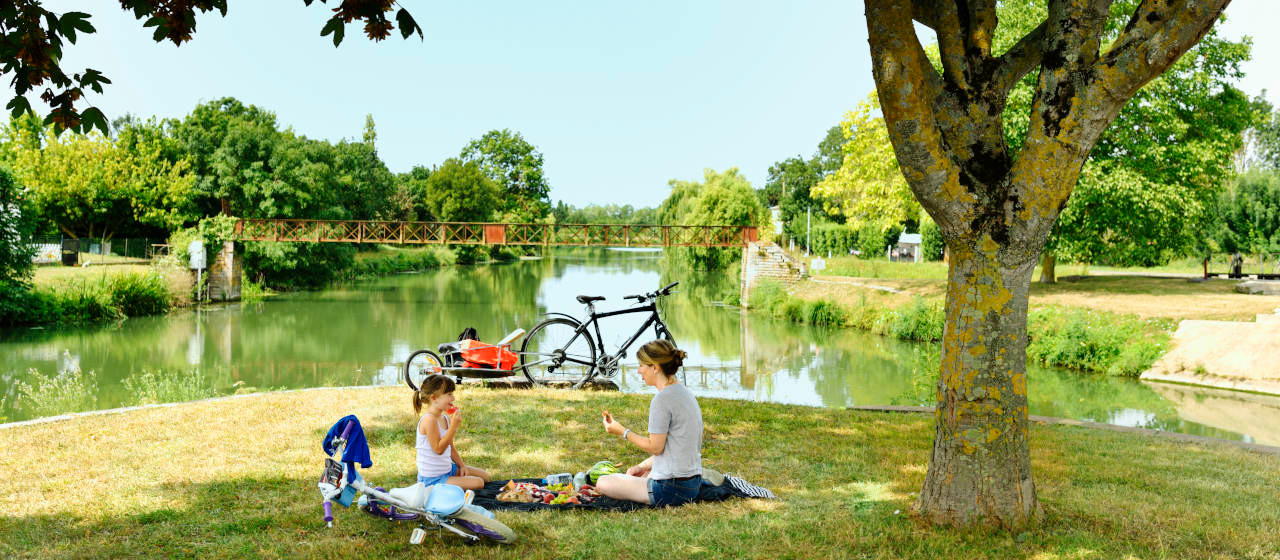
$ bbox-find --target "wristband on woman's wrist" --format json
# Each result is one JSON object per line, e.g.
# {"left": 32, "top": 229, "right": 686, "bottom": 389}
{"left": 621, "top": 428, "right": 631, "bottom": 441}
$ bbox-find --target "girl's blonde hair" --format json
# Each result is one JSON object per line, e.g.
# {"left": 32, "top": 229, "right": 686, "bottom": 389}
{"left": 413, "top": 375, "right": 456, "bottom": 414}
{"left": 635, "top": 339, "right": 687, "bottom": 378}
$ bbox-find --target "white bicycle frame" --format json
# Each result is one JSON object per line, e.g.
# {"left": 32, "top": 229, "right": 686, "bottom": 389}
{"left": 319, "top": 434, "right": 485, "bottom": 542}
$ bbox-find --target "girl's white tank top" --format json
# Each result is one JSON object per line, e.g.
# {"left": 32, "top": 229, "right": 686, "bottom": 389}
{"left": 415, "top": 414, "right": 453, "bottom": 477}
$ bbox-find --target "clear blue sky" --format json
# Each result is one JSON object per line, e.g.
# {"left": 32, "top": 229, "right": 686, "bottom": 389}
{"left": 39, "top": 1, "right": 1279, "bottom": 209}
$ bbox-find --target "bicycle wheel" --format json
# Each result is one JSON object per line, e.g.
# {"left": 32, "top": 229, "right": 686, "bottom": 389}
{"left": 404, "top": 349, "right": 443, "bottom": 391}
{"left": 519, "top": 318, "right": 597, "bottom": 386}
{"left": 452, "top": 507, "right": 517, "bottom": 544}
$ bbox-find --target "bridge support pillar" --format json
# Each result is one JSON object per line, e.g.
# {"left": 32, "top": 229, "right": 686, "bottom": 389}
{"left": 740, "top": 241, "right": 806, "bottom": 305}
{"left": 208, "top": 241, "right": 241, "bottom": 302}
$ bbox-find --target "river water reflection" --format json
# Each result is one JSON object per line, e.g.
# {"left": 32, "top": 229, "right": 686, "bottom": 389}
{"left": 3, "top": 250, "right": 1278, "bottom": 445}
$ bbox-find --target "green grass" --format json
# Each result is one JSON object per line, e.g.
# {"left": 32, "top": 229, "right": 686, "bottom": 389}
{"left": 814, "top": 255, "right": 1213, "bottom": 280}
{"left": 0, "top": 387, "right": 1275, "bottom": 559}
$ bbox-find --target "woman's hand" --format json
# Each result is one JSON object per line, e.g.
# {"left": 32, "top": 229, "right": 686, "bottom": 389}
{"left": 601, "top": 410, "right": 623, "bottom": 436}
{"left": 626, "top": 462, "right": 651, "bottom": 477}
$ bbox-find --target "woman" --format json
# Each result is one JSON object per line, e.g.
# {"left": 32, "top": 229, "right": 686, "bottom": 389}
{"left": 598, "top": 339, "right": 703, "bottom": 506}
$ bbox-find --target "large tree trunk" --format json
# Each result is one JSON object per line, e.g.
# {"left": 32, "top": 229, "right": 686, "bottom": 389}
{"left": 865, "top": 0, "right": 1231, "bottom": 529}
{"left": 917, "top": 232, "right": 1040, "bottom": 527}
{"left": 1039, "top": 253, "right": 1056, "bottom": 284}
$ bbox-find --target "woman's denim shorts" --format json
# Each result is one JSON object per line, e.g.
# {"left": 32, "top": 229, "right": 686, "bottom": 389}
{"left": 648, "top": 475, "right": 702, "bottom": 507}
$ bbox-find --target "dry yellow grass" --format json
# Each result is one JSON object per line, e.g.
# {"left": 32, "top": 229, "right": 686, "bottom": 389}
{"left": 1, "top": 387, "right": 1277, "bottom": 559}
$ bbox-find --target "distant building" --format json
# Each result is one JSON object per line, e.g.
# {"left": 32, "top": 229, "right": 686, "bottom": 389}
{"left": 893, "top": 232, "right": 922, "bottom": 263}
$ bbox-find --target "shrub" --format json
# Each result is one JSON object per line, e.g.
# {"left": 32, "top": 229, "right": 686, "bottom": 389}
{"left": 888, "top": 297, "right": 944, "bottom": 341}
{"left": 15, "top": 368, "right": 99, "bottom": 418}
{"left": 109, "top": 271, "right": 171, "bottom": 317}
{"left": 123, "top": 369, "right": 218, "bottom": 406}
{"left": 746, "top": 278, "right": 789, "bottom": 312}
{"left": 920, "top": 216, "right": 945, "bottom": 261}
{"left": 806, "top": 299, "right": 848, "bottom": 325}
{"left": 1027, "top": 307, "right": 1169, "bottom": 376}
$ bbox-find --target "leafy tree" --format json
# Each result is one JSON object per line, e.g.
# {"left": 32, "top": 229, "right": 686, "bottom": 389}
{"left": 1216, "top": 170, "right": 1280, "bottom": 254}
{"left": 1239, "top": 95, "right": 1280, "bottom": 172}
{"left": 552, "top": 203, "right": 657, "bottom": 225}
{"left": 0, "top": 167, "right": 35, "bottom": 322}
{"left": 865, "top": 0, "right": 1228, "bottom": 527}
{"left": 395, "top": 165, "right": 434, "bottom": 221}
{"left": 660, "top": 168, "right": 765, "bottom": 269}
{"left": 1, "top": 122, "right": 196, "bottom": 240}
{"left": 459, "top": 129, "right": 550, "bottom": 221}
{"left": 423, "top": 158, "right": 500, "bottom": 223}
{"left": 761, "top": 157, "right": 825, "bottom": 243}
{"left": 812, "top": 92, "right": 921, "bottom": 232}
{"left": 0, "top": 1, "right": 422, "bottom": 135}
{"left": 981, "top": 0, "right": 1253, "bottom": 278}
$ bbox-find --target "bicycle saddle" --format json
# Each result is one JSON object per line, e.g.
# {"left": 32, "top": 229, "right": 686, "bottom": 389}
{"left": 576, "top": 295, "right": 606, "bottom": 304}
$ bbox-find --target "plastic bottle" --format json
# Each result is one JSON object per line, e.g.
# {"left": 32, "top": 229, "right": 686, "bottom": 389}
{"left": 572, "top": 472, "right": 587, "bottom": 490}
{"left": 543, "top": 472, "right": 572, "bottom": 486}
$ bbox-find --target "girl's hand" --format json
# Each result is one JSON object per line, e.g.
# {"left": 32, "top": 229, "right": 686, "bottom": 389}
{"left": 449, "top": 406, "right": 462, "bottom": 426}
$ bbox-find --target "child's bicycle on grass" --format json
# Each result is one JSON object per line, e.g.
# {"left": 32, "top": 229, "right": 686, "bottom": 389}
{"left": 318, "top": 416, "right": 516, "bottom": 545}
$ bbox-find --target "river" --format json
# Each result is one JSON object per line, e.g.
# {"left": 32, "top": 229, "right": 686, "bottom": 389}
{"left": 3, "top": 249, "right": 1278, "bottom": 445}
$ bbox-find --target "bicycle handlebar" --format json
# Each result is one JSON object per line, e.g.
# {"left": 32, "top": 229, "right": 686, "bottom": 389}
{"left": 624, "top": 282, "right": 680, "bottom": 302}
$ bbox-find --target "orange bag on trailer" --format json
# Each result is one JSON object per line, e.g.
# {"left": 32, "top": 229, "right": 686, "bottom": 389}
{"left": 459, "top": 339, "right": 518, "bottom": 370}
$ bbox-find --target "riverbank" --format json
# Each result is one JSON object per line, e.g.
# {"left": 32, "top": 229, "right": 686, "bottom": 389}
{"left": 1, "top": 245, "right": 468, "bottom": 330}
{"left": 748, "top": 277, "right": 1175, "bottom": 377}
{"left": 0, "top": 386, "right": 1275, "bottom": 559}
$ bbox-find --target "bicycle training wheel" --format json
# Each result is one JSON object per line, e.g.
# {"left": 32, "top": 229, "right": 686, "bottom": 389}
{"left": 452, "top": 507, "right": 517, "bottom": 544}
{"left": 519, "top": 318, "right": 597, "bottom": 386}
{"left": 404, "top": 349, "right": 444, "bottom": 391}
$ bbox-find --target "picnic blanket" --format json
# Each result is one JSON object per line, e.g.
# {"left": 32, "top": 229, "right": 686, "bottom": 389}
{"left": 474, "top": 474, "right": 776, "bottom": 512}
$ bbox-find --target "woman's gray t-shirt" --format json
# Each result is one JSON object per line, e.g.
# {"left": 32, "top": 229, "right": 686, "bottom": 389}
{"left": 648, "top": 383, "right": 703, "bottom": 480}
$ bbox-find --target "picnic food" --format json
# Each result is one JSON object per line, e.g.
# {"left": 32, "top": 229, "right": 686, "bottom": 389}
{"left": 496, "top": 479, "right": 601, "bottom": 505}
{"left": 587, "top": 460, "right": 621, "bottom": 484}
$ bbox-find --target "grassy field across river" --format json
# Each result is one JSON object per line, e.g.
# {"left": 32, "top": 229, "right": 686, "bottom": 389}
{"left": 1, "top": 387, "right": 1276, "bottom": 559}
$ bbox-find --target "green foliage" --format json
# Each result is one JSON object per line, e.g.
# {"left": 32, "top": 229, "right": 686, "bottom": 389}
{"left": 812, "top": 93, "right": 920, "bottom": 230}
{"left": 552, "top": 202, "right": 658, "bottom": 225}
{"left": 1026, "top": 307, "right": 1171, "bottom": 377}
{"left": 856, "top": 222, "right": 889, "bottom": 257}
{"left": 659, "top": 168, "right": 765, "bottom": 269}
{"left": 1215, "top": 170, "right": 1280, "bottom": 254}
{"left": 15, "top": 368, "right": 99, "bottom": 418}
{"left": 992, "top": 0, "right": 1254, "bottom": 266}
{"left": 395, "top": 165, "right": 434, "bottom": 221}
{"left": 460, "top": 129, "right": 549, "bottom": 221}
{"left": 808, "top": 223, "right": 858, "bottom": 257}
{"left": 424, "top": 158, "right": 501, "bottom": 223}
{"left": 0, "top": 166, "right": 36, "bottom": 323}
{"left": 919, "top": 213, "right": 944, "bottom": 261}
{"left": 123, "top": 369, "right": 218, "bottom": 406}
{"left": 0, "top": 115, "right": 197, "bottom": 240}
{"left": 106, "top": 271, "right": 171, "bottom": 317}
{"left": 886, "top": 298, "right": 944, "bottom": 342}
{"left": 341, "top": 247, "right": 455, "bottom": 280}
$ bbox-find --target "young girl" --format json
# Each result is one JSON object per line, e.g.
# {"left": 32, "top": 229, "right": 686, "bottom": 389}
{"left": 413, "top": 375, "right": 490, "bottom": 490}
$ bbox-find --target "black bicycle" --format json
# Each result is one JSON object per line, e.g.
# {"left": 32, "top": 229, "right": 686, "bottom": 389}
{"left": 519, "top": 282, "right": 678, "bottom": 388}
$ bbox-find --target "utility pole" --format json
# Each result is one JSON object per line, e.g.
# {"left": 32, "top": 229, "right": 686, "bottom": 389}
{"left": 806, "top": 206, "right": 811, "bottom": 257}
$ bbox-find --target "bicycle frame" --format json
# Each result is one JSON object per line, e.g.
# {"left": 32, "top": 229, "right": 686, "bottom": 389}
{"left": 566, "top": 300, "right": 673, "bottom": 382}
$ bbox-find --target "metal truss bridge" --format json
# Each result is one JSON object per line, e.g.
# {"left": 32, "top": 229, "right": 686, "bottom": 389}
{"left": 234, "top": 219, "right": 759, "bottom": 247}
